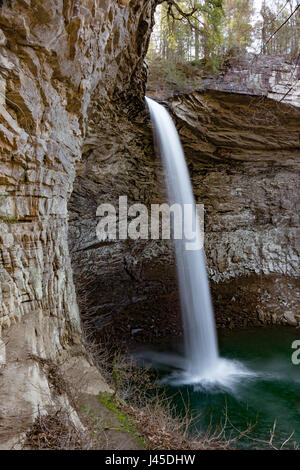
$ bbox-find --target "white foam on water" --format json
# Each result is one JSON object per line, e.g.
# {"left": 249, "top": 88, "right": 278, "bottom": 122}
{"left": 146, "top": 96, "right": 259, "bottom": 391}
{"left": 167, "top": 358, "right": 258, "bottom": 392}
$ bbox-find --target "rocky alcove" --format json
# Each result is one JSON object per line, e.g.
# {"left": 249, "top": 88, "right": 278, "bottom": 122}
{"left": 0, "top": 0, "right": 299, "bottom": 449}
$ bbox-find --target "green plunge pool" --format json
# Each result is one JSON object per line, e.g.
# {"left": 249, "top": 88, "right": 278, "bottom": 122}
{"left": 139, "top": 327, "right": 300, "bottom": 449}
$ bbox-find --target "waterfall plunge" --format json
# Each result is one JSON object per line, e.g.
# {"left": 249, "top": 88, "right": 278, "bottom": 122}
{"left": 145, "top": 97, "right": 254, "bottom": 387}
{"left": 146, "top": 97, "right": 219, "bottom": 379}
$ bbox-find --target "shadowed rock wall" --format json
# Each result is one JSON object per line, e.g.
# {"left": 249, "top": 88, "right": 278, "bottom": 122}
{"left": 69, "top": 88, "right": 300, "bottom": 345}
{"left": 169, "top": 90, "right": 300, "bottom": 328}
{"left": 0, "top": 0, "right": 156, "bottom": 447}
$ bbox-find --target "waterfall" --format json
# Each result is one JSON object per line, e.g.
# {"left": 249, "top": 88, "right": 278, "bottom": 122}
{"left": 146, "top": 97, "right": 219, "bottom": 380}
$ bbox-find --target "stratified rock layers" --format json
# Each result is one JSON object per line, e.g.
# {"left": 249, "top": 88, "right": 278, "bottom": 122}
{"left": 170, "top": 91, "right": 300, "bottom": 328}
{"left": 0, "top": 0, "right": 299, "bottom": 447}
{"left": 0, "top": 0, "right": 155, "bottom": 446}
{"left": 69, "top": 89, "right": 300, "bottom": 344}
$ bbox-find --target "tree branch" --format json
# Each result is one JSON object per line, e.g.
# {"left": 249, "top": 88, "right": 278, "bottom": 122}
{"left": 264, "top": 4, "right": 300, "bottom": 48}
{"left": 158, "top": 0, "right": 205, "bottom": 32}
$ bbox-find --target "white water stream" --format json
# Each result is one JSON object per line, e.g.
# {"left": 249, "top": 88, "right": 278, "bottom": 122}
{"left": 146, "top": 97, "right": 253, "bottom": 387}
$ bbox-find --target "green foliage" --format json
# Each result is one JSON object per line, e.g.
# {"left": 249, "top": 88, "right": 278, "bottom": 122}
{"left": 259, "top": 0, "right": 300, "bottom": 57}
{"left": 147, "top": 56, "right": 204, "bottom": 94}
{"left": 199, "top": 0, "right": 225, "bottom": 72}
{"left": 222, "top": 0, "right": 255, "bottom": 55}
{"left": 148, "top": 0, "right": 299, "bottom": 83}
{"left": 149, "top": 1, "right": 225, "bottom": 72}
{"left": 99, "top": 393, "right": 146, "bottom": 448}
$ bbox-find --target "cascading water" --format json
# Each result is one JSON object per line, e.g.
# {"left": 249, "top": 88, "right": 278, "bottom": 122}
{"left": 146, "top": 96, "right": 218, "bottom": 378}
{"left": 146, "top": 97, "right": 253, "bottom": 386}
{"left": 143, "top": 98, "right": 299, "bottom": 447}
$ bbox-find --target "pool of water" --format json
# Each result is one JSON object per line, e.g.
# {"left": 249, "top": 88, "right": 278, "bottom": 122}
{"left": 136, "top": 327, "right": 300, "bottom": 449}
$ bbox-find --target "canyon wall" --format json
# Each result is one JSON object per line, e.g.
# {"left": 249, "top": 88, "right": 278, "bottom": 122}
{"left": 169, "top": 90, "right": 300, "bottom": 329}
{"left": 69, "top": 66, "right": 300, "bottom": 344}
{"left": 201, "top": 54, "right": 300, "bottom": 108}
{"left": 0, "top": 0, "right": 155, "bottom": 447}
{"left": 0, "top": 0, "right": 299, "bottom": 447}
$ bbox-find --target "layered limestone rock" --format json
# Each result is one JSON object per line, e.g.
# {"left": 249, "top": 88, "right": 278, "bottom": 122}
{"left": 0, "top": 0, "right": 155, "bottom": 447}
{"left": 190, "top": 54, "right": 300, "bottom": 107}
{"left": 69, "top": 107, "right": 178, "bottom": 343}
{"left": 0, "top": 0, "right": 299, "bottom": 447}
{"left": 168, "top": 90, "right": 300, "bottom": 328}
{"left": 69, "top": 86, "right": 300, "bottom": 345}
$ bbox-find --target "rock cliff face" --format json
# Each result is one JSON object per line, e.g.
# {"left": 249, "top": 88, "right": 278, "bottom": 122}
{"left": 69, "top": 86, "right": 300, "bottom": 345}
{"left": 0, "top": 0, "right": 155, "bottom": 447}
{"left": 168, "top": 90, "right": 300, "bottom": 328}
{"left": 200, "top": 54, "right": 300, "bottom": 107}
{"left": 0, "top": 0, "right": 299, "bottom": 447}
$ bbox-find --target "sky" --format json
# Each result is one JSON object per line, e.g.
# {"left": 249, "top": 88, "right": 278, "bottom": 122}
{"left": 249, "top": 0, "right": 300, "bottom": 52}
{"left": 253, "top": 0, "right": 300, "bottom": 12}
{"left": 253, "top": 0, "right": 262, "bottom": 11}
{"left": 250, "top": 0, "right": 299, "bottom": 35}
{"left": 253, "top": 0, "right": 263, "bottom": 26}
{"left": 150, "top": 0, "right": 299, "bottom": 55}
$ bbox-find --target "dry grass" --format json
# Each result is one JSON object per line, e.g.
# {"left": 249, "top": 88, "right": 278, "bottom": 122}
{"left": 123, "top": 402, "right": 240, "bottom": 450}
{"left": 24, "top": 322, "right": 297, "bottom": 450}
{"left": 76, "top": 323, "right": 251, "bottom": 450}
{"left": 104, "top": 357, "right": 251, "bottom": 450}
{"left": 24, "top": 404, "right": 115, "bottom": 451}
{"left": 28, "top": 354, "right": 72, "bottom": 398}
{"left": 25, "top": 408, "right": 93, "bottom": 450}
{"left": 24, "top": 342, "right": 297, "bottom": 450}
